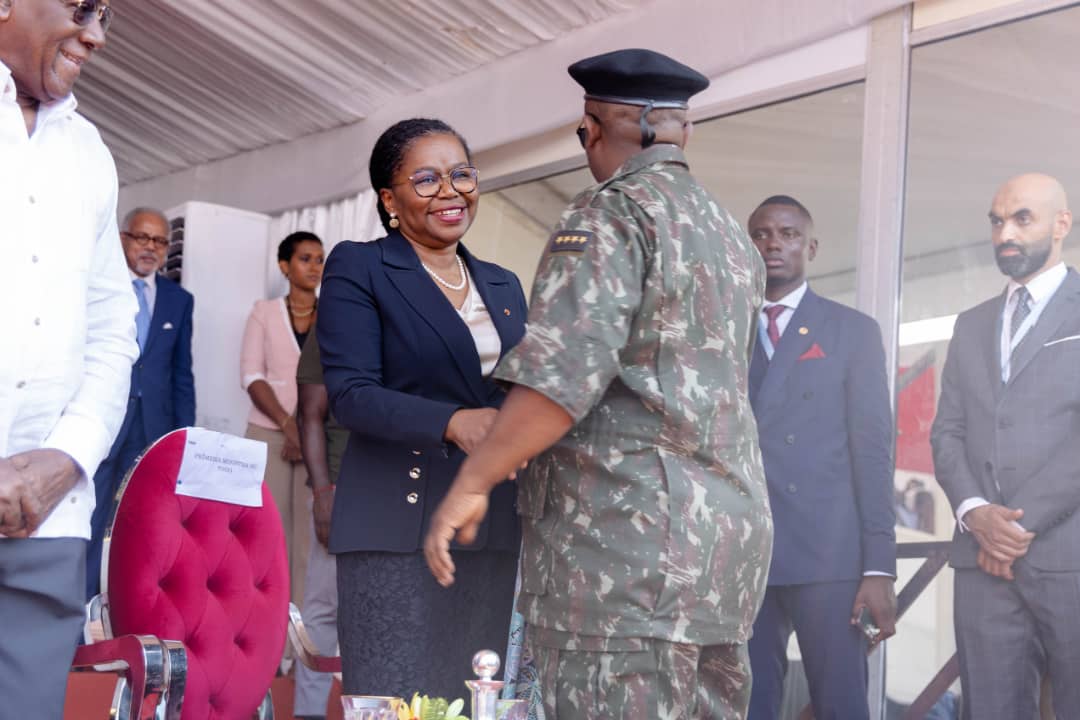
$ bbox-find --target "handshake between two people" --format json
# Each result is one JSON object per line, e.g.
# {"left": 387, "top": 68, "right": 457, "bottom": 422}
{"left": 443, "top": 407, "right": 528, "bottom": 480}
{"left": 964, "top": 503, "right": 1036, "bottom": 580}
{"left": 426, "top": 406, "right": 529, "bottom": 589}
{"left": 426, "top": 387, "right": 576, "bottom": 589}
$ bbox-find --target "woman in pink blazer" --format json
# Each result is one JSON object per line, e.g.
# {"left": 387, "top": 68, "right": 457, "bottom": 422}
{"left": 241, "top": 231, "right": 324, "bottom": 606}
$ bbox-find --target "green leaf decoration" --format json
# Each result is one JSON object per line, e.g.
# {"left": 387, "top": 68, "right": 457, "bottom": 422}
{"left": 420, "top": 696, "right": 447, "bottom": 720}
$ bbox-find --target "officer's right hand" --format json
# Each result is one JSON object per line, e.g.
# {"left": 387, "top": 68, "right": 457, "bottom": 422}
{"left": 424, "top": 484, "right": 490, "bottom": 587}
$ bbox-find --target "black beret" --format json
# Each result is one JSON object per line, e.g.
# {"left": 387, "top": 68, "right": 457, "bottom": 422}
{"left": 568, "top": 48, "right": 709, "bottom": 109}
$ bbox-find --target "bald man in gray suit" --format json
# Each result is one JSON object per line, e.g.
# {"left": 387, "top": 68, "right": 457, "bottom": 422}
{"left": 931, "top": 173, "right": 1080, "bottom": 720}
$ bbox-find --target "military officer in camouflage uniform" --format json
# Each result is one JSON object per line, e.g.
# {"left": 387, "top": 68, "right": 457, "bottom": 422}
{"left": 425, "top": 48, "right": 772, "bottom": 720}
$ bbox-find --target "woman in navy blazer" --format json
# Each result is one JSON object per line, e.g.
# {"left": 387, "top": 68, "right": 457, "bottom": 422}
{"left": 317, "top": 119, "right": 527, "bottom": 700}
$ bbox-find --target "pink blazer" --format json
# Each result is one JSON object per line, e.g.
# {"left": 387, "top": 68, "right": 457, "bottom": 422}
{"left": 240, "top": 297, "right": 301, "bottom": 430}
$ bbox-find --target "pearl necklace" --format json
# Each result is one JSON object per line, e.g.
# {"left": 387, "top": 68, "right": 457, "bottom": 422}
{"left": 422, "top": 255, "right": 468, "bottom": 291}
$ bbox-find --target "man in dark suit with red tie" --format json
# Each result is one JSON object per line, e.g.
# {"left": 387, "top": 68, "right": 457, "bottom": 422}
{"left": 745, "top": 196, "right": 897, "bottom": 719}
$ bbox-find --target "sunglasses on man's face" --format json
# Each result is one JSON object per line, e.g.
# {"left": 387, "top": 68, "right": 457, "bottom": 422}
{"left": 576, "top": 112, "right": 602, "bottom": 149}
{"left": 70, "top": 0, "right": 114, "bottom": 33}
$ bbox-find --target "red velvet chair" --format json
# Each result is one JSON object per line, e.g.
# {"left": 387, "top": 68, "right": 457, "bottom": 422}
{"left": 97, "top": 428, "right": 292, "bottom": 719}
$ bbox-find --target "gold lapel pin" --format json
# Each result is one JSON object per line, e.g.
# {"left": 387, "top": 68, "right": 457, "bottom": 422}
{"left": 504, "top": 308, "right": 511, "bottom": 316}
{"left": 798, "top": 326, "right": 809, "bottom": 335}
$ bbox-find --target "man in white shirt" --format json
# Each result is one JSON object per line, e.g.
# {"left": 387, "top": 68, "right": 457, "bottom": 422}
{"left": 931, "top": 173, "right": 1080, "bottom": 719}
{"left": 0, "top": 2, "right": 138, "bottom": 718}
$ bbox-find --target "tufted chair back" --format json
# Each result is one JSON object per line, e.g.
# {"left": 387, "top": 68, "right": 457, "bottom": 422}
{"left": 104, "top": 429, "right": 289, "bottom": 720}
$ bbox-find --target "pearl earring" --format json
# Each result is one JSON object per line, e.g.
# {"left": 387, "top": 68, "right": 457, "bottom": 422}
{"left": 389, "top": 214, "right": 400, "bottom": 229}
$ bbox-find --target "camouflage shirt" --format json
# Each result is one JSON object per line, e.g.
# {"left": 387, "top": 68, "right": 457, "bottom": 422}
{"left": 493, "top": 144, "right": 772, "bottom": 649}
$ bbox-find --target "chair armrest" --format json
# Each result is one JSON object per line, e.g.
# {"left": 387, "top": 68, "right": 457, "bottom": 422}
{"left": 161, "top": 639, "right": 187, "bottom": 720}
{"left": 287, "top": 602, "right": 342, "bottom": 674}
{"left": 72, "top": 635, "right": 167, "bottom": 720}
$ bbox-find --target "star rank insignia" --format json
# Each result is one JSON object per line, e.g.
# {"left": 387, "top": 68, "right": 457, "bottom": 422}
{"left": 547, "top": 230, "right": 593, "bottom": 254}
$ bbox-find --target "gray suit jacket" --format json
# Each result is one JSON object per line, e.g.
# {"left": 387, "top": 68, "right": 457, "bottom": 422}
{"left": 931, "top": 267, "right": 1080, "bottom": 570}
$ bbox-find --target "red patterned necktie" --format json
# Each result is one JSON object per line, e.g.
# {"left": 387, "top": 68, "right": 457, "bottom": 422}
{"left": 764, "top": 304, "right": 786, "bottom": 348}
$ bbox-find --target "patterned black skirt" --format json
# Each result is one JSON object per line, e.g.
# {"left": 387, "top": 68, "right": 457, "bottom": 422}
{"left": 336, "top": 549, "right": 518, "bottom": 700}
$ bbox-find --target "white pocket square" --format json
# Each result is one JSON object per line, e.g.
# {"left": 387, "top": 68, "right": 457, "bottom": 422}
{"left": 1044, "top": 334, "right": 1080, "bottom": 347}
{"left": 162, "top": 322, "right": 174, "bottom": 330}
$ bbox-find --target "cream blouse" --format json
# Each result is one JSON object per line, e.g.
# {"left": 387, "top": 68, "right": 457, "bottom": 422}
{"left": 457, "top": 269, "right": 502, "bottom": 376}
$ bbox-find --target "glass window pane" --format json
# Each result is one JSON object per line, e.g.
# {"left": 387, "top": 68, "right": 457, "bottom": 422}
{"left": 468, "top": 84, "right": 865, "bottom": 303}
{"left": 895, "top": 5, "right": 1080, "bottom": 714}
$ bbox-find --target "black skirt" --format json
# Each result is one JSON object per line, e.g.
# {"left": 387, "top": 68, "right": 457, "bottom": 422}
{"left": 336, "top": 548, "right": 519, "bottom": 700}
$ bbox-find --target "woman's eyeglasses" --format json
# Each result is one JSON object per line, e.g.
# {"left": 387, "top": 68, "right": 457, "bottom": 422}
{"left": 394, "top": 167, "right": 479, "bottom": 198}
{"left": 70, "top": 0, "right": 114, "bottom": 33}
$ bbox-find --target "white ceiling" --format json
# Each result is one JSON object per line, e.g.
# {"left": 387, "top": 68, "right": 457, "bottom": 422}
{"left": 78, "top": 0, "right": 650, "bottom": 184}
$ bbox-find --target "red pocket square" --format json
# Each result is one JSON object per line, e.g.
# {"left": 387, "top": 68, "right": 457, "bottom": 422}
{"left": 799, "top": 343, "right": 826, "bottom": 360}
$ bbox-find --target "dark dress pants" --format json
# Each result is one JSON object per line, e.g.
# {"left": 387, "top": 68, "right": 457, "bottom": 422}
{"left": 0, "top": 538, "right": 87, "bottom": 720}
{"left": 955, "top": 562, "right": 1080, "bottom": 720}
{"left": 86, "top": 400, "right": 146, "bottom": 600}
{"left": 748, "top": 580, "right": 868, "bottom": 720}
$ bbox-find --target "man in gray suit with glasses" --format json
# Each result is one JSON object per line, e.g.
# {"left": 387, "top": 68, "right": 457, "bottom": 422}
{"left": 931, "top": 172, "right": 1080, "bottom": 720}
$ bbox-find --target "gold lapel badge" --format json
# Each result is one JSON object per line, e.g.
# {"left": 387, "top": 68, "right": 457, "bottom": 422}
{"left": 798, "top": 326, "right": 809, "bottom": 335}
{"left": 504, "top": 308, "right": 511, "bottom": 316}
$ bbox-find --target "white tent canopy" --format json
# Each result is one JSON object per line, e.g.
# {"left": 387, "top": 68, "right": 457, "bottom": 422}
{"left": 91, "top": 0, "right": 907, "bottom": 216}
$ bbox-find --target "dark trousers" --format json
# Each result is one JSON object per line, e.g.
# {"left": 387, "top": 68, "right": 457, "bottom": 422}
{"left": 86, "top": 400, "right": 146, "bottom": 599}
{"left": 747, "top": 580, "right": 868, "bottom": 720}
{"left": 955, "top": 562, "right": 1080, "bottom": 720}
{"left": 0, "top": 538, "right": 87, "bottom": 720}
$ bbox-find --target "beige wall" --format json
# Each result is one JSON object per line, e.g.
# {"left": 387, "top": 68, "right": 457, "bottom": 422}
{"left": 914, "top": 0, "right": 1022, "bottom": 27}
{"left": 466, "top": 193, "right": 550, "bottom": 300}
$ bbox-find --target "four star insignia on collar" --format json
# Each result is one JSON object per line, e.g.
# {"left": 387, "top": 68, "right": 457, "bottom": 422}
{"left": 547, "top": 230, "right": 593, "bottom": 254}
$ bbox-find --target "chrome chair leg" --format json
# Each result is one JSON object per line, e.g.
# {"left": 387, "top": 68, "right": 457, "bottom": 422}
{"left": 256, "top": 690, "right": 275, "bottom": 719}
{"left": 112, "top": 677, "right": 132, "bottom": 720}
{"left": 159, "top": 639, "right": 187, "bottom": 720}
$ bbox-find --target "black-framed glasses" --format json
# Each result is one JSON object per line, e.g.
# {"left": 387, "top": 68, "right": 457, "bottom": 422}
{"left": 71, "top": 0, "right": 113, "bottom": 33}
{"left": 122, "top": 231, "right": 169, "bottom": 249}
{"left": 393, "top": 166, "right": 478, "bottom": 198}
{"left": 576, "top": 112, "right": 602, "bottom": 148}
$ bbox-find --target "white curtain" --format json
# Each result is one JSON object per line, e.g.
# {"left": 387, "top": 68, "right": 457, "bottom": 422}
{"left": 266, "top": 189, "right": 386, "bottom": 298}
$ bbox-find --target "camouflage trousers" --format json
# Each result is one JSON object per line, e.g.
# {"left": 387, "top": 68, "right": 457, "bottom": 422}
{"left": 529, "top": 633, "right": 751, "bottom": 720}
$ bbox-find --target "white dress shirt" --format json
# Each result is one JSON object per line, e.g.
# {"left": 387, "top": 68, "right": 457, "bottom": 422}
{"left": 758, "top": 281, "right": 808, "bottom": 359}
{"left": 956, "top": 262, "right": 1067, "bottom": 530}
{"left": 130, "top": 268, "right": 158, "bottom": 314}
{"left": 1, "top": 61, "right": 140, "bottom": 539}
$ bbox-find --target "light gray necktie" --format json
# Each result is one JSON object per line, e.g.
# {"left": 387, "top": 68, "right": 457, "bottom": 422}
{"left": 133, "top": 278, "right": 150, "bottom": 351}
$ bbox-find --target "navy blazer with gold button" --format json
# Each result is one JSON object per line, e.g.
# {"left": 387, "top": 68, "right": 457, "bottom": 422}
{"left": 317, "top": 231, "right": 527, "bottom": 554}
{"left": 749, "top": 288, "right": 896, "bottom": 584}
